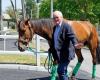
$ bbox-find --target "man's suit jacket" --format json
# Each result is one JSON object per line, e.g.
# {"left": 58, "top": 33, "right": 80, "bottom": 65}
{"left": 49, "top": 20, "right": 78, "bottom": 63}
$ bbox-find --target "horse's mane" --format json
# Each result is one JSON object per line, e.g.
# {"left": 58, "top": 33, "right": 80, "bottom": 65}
{"left": 30, "top": 18, "right": 54, "bottom": 29}
{"left": 28, "top": 18, "right": 55, "bottom": 40}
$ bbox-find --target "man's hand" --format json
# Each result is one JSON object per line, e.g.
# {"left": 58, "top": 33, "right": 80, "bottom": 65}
{"left": 74, "top": 43, "right": 84, "bottom": 49}
{"left": 48, "top": 48, "right": 52, "bottom": 53}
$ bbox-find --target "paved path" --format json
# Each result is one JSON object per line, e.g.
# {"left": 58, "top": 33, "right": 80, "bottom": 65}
{"left": 0, "top": 68, "right": 50, "bottom": 80}
{"left": 69, "top": 49, "right": 100, "bottom": 78}
{"left": 0, "top": 38, "right": 100, "bottom": 80}
{"left": 0, "top": 68, "right": 100, "bottom": 80}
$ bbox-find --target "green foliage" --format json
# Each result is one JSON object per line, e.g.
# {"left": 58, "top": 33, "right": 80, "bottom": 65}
{"left": 39, "top": 0, "right": 58, "bottom": 18}
{"left": 25, "top": 0, "right": 37, "bottom": 19}
{"left": 12, "top": 0, "right": 100, "bottom": 24}
{"left": 5, "top": 0, "right": 100, "bottom": 24}
{"left": 39, "top": 0, "right": 51, "bottom": 18}
{"left": 39, "top": 0, "right": 100, "bottom": 24}
{"left": 6, "top": 6, "right": 16, "bottom": 19}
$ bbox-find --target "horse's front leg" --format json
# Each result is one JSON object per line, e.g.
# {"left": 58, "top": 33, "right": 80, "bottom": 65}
{"left": 48, "top": 41, "right": 58, "bottom": 80}
{"left": 71, "top": 49, "right": 84, "bottom": 80}
{"left": 50, "top": 61, "right": 58, "bottom": 80}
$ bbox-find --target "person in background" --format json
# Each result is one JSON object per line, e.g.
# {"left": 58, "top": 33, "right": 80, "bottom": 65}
{"left": 49, "top": 10, "right": 83, "bottom": 80}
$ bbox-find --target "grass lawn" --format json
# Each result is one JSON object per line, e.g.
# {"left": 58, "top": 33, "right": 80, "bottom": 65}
{"left": 0, "top": 30, "right": 49, "bottom": 65}
{"left": 0, "top": 54, "right": 48, "bottom": 66}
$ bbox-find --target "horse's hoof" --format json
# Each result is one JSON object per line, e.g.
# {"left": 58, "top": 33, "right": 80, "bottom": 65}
{"left": 70, "top": 76, "right": 77, "bottom": 80}
{"left": 91, "top": 78, "right": 96, "bottom": 80}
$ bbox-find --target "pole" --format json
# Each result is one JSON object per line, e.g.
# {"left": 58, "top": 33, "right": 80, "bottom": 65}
{"left": 21, "top": 0, "right": 26, "bottom": 19}
{"left": 36, "top": 35, "right": 40, "bottom": 66}
{"left": 36, "top": 2, "right": 39, "bottom": 19}
{"left": 50, "top": 0, "right": 53, "bottom": 18}
{"left": 36, "top": 1, "right": 40, "bottom": 66}
{"left": 0, "top": 0, "right": 2, "bottom": 31}
{"left": 31, "top": 10, "right": 32, "bottom": 19}
{"left": 15, "top": 0, "right": 16, "bottom": 11}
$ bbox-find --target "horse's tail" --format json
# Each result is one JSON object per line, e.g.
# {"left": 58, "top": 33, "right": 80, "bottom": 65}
{"left": 91, "top": 26, "right": 100, "bottom": 64}
{"left": 94, "top": 27, "right": 100, "bottom": 64}
{"left": 96, "top": 43, "right": 100, "bottom": 64}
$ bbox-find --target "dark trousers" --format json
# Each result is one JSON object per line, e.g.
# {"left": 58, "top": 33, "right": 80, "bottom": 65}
{"left": 57, "top": 61, "right": 70, "bottom": 80}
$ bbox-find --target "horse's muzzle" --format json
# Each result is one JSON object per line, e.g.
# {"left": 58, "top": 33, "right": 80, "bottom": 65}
{"left": 18, "top": 43, "right": 28, "bottom": 52}
{"left": 18, "top": 46, "right": 25, "bottom": 52}
{"left": 18, "top": 39, "right": 29, "bottom": 52}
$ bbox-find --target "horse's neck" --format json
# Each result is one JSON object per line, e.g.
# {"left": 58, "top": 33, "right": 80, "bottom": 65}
{"left": 31, "top": 19, "right": 53, "bottom": 41}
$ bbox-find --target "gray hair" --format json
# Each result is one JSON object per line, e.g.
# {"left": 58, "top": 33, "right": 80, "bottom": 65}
{"left": 53, "top": 11, "right": 63, "bottom": 18}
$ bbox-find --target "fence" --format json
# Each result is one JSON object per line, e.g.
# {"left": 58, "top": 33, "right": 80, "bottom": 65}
{"left": 0, "top": 25, "right": 100, "bottom": 66}
{"left": 0, "top": 30, "right": 48, "bottom": 66}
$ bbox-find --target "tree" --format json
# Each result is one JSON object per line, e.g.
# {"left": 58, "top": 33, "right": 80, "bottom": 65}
{"left": 6, "top": 6, "right": 15, "bottom": 19}
{"left": 39, "top": 0, "right": 51, "bottom": 18}
{"left": 39, "top": 0, "right": 58, "bottom": 18}
{"left": 25, "top": 0, "right": 37, "bottom": 19}
{"left": 93, "top": 2, "right": 100, "bottom": 24}
{"left": 39, "top": 0, "right": 100, "bottom": 25}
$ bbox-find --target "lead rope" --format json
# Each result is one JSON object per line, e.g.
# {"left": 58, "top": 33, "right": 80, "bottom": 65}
{"left": 44, "top": 52, "right": 53, "bottom": 73}
{"left": 27, "top": 47, "right": 53, "bottom": 73}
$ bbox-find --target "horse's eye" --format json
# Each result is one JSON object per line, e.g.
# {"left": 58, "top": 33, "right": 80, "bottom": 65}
{"left": 19, "top": 30, "right": 25, "bottom": 36}
{"left": 20, "top": 28, "right": 25, "bottom": 31}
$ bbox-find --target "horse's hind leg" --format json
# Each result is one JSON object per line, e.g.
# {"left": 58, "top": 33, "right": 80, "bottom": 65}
{"left": 88, "top": 27, "right": 98, "bottom": 79}
{"left": 88, "top": 42, "right": 97, "bottom": 79}
{"left": 48, "top": 41, "right": 58, "bottom": 80}
{"left": 71, "top": 49, "right": 84, "bottom": 79}
{"left": 90, "top": 48, "right": 96, "bottom": 79}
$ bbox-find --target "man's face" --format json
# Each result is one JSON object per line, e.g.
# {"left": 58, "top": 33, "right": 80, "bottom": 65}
{"left": 53, "top": 14, "right": 62, "bottom": 25}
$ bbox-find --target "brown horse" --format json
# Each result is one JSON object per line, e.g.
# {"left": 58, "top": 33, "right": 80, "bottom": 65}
{"left": 17, "top": 18, "right": 100, "bottom": 79}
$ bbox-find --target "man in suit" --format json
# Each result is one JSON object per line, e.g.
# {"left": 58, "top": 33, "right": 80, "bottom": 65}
{"left": 49, "top": 11, "right": 83, "bottom": 80}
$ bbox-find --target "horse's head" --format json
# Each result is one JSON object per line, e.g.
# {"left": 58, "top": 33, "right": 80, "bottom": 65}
{"left": 17, "top": 19, "right": 33, "bottom": 51}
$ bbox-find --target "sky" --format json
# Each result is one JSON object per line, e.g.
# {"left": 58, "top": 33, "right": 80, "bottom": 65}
{"left": 2, "top": 0, "right": 22, "bottom": 12}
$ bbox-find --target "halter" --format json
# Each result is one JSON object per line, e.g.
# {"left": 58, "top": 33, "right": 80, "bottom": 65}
{"left": 27, "top": 20, "right": 33, "bottom": 42}
{"left": 18, "top": 20, "right": 33, "bottom": 48}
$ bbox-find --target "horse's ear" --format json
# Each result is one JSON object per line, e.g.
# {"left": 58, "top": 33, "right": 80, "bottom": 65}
{"left": 24, "top": 19, "right": 31, "bottom": 27}
{"left": 17, "top": 20, "right": 20, "bottom": 26}
{"left": 16, "top": 19, "right": 21, "bottom": 30}
{"left": 28, "top": 21, "right": 31, "bottom": 28}
{"left": 24, "top": 18, "right": 30, "bottom": 25}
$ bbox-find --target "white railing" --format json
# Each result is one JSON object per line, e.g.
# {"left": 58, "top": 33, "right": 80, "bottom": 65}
{"left": 0, "top": 31, "right": 48, "bottom": 66}
{"left": 0, "top": 35, "right": 18, "bottom": 51}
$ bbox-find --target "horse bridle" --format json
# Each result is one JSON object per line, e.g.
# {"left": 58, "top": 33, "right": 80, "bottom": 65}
{"left": 18, "top": 20, "right": 33, "bottom": 47}
{"left": 27, "top": 20, "right": 33, "bottom": 42}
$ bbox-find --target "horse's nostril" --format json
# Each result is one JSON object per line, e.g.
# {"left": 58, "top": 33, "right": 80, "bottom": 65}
{"left": 18, "top": 46, "right": 25, "bottom": 52}
{"left": 21, "top": 48, "right": 25, "bottom": 52}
